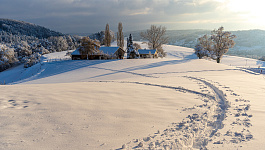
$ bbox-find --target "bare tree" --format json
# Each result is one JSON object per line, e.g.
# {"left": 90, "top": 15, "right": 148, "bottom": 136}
{"left": 104, "top": 23, "right": 111, "bottom": 47}
{"left": 79, "top": 37, "right": 101, "bottom": 59}
{"left": 211, "top": 27, "right": 236, "bottom": 63}
{"left": 133, "top": 43, "right": 141, "bottom": 50}
{"left": 117, "top": 22, "right": 124, "bottom": 48}
{"left": 140, "top": 25, "right": 168, "bottom": 57}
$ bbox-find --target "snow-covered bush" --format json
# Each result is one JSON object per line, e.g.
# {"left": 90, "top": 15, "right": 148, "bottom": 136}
{"left": 195, "top": 44, "right": 211, "bottom": 59}
{"left": 157, "top": 46, "right": 166, "bottom": 58}
{"left": 0, "top": 44, "right": 18, "bottom": 71}
{"left": 24, "top": 53, "right": 41, "bottom": 68}
{"left": 33, "top": 45, "right": 49, "bottom": 55}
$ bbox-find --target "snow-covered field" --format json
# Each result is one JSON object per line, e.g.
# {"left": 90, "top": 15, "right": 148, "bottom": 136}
{"left": 0, "top": 43, "right": 265, "bottom": 149}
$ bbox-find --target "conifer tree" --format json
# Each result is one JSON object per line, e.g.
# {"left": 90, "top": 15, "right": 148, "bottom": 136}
{"left": 127, "top": 34, "right": 133, "bottom": 52}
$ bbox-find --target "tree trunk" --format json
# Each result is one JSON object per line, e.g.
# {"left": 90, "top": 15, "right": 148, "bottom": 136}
{"left": 197, "top": 53, "right": 202, "bottom": 59}
{"left": 217, "top": 57, "right": 221, "bottom": 63}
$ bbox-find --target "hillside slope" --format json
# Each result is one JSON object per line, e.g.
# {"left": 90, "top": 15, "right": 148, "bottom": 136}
{"left": 0, "top": 18, "right": 64, "bottom": 38}
{"left": 0, "top": 44, "right": 264, "bottom": 149}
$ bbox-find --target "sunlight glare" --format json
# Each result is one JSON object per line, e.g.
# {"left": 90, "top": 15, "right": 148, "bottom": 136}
{"left": 227, "top": 0, "right": 265, "bottom": 25}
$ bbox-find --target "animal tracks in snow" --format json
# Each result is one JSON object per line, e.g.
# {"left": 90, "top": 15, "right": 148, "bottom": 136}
{"left": 0, "top": 99, "right": 40, "bottom": 109}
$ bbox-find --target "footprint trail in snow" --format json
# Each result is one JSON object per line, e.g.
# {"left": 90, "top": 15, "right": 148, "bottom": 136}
{"left": 111, "top": 76, "right": 253, "bottom": 150}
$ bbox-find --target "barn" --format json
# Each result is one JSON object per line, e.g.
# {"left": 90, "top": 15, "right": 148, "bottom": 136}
{"left": 138, "top": 49, "right": 157, "bottom": 58}
{"left": 71, "top": 47, "right": 125, "bottom": 60}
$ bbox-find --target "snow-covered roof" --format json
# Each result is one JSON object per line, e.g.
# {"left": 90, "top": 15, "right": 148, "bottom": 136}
{"left": 71, "top": 47, "right": 120, "bottom": 56}
{"left": 99, "top": 47, "right": 119, "bottom": 55}
{"left": 138, "top": 49, "right": 156, "bottom": 55}
{"left": 71, "top": 49, "right": 81, "bottom": 55}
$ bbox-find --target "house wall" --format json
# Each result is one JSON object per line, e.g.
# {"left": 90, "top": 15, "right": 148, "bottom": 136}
{"left": 72, "top": 55, "right": 82, "bottom": 60}
{"left": 71, "top": 47, "right": 125, "bottom": 60}
{"left": 140, "top": 54, "right": 155, "bottom": 58}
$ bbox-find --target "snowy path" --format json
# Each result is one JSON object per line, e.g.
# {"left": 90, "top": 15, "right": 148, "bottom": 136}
{"left": 86, "top": 75, "right": 253, "bottom": 149}
{"left": 114, "top": 77, "right": 225, "bottom": 149}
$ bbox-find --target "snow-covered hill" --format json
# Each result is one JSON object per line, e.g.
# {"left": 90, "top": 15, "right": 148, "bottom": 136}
{"left": 0, "top": 43, "right": 264, "bottom": 149}
{"left": 0, "top": 18, "right": 64, "bottom": 38}
{"left": 1, "top": 43, "right": 264, "bottom": 85}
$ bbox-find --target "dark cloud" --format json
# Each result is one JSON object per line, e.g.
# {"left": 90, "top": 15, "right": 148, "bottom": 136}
{"left": 0, "top": 0, "right": 256, "bottom": 33}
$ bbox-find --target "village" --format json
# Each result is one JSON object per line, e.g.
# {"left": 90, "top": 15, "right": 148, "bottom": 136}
{"left": 70, "top": 37, "right": 158, "bottom": 60}
{"left": 71, "top": 23, "right": 164, "bottom": 61}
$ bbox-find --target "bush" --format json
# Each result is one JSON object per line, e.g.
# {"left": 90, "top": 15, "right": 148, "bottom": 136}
{"left": 24, "top": 53, "right": 41, "bottom": 68}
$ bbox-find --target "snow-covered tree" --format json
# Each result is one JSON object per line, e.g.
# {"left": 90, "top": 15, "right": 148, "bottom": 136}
{"left": 35, "top": 45, "right": 49, "bottom": 55}
{"left": 24, "top": 53, "right": 41, "bottom": 68}
{"left": 126, "top": 34, "right": 139, "bottom": 59}
{"left": 117, "top": 22, "right": 124, "bottom": 48}
{"left": 15, "top": 41, "right": 32, "bottom": 61}
{"left": 195, "top": 44, "right": 211, "bottom": 59}
{"left": 66, "top": 35, "right": 76, "bottom": 50}
{"left": 141, "top": 25, "right": 168, "bottom": 57}
{"left": 79, "top": 37, "right": 101, "bottom": 59}
{"left": 90, "top": 30, "right": 115, "bottom": 46}
{"left": 0, "top": 44, "right": 18, "bottom": 71}
{"left": 104, "top": 24, "right": 111, "bottom": 47}
{"left": 127, "top": 34, "right": 133, "bottom": 51}
{"left": 211, "top": 27, "right": 236, "bottom": 63}
{"left": 48, "top": 36, "right": 69, "bottom": 52}
{"left": 56, "top": 36, "right": 69, "bottom": 52}
{"left": 195, "top": 35, "right": 214, "bottom": 59}
{"left": 195, "top": 27, "right": 236, "bottom": 63}
{"left": 90, "top": 31, "right": 105, "bottom": 45}
{"left": 0, "top": 19, "right": 83, "bottom": 71}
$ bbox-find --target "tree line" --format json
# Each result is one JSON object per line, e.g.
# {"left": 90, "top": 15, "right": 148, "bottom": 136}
{"left": 0, "top": 31, "right": 82, "bottom": 71}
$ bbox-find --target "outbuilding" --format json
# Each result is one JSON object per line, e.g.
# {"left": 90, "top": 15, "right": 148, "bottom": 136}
{"left": 138, "top": 49, "right": 157, "bottom": 58}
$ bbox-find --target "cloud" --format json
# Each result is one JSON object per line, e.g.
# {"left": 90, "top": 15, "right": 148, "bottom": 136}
{"left": 0, "top": 0, "right": 262, "bottom": 33}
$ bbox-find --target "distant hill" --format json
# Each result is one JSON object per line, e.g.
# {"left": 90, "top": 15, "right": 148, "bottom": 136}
{"left": 0, "top": 18, "right": 64, "bottom": 38}
{"left": 124, "top": 29, "right": 265, "bottom": 58}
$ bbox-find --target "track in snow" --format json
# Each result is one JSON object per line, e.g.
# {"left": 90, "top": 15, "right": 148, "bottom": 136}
{"left": 89, "top": 77, "right": 253, "bottom": 149}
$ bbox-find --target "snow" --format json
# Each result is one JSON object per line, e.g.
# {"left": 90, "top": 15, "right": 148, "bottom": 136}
{"left": 0, "top": 42, "right": 264, "bottom": 149}
{"left": 99, "top": 46, "right": 120, "bottom": 55}
{"left": 71, "top": 49, "right": 80, "bottom": 55}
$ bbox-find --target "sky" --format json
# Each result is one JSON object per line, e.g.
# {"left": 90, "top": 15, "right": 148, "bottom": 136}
{"left": 0, "top": 0, "right": 265, "bottom": 34}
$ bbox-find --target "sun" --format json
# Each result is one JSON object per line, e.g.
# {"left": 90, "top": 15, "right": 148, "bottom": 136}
{"left": 226, "top": 0, "right": 265, "bottom": 26}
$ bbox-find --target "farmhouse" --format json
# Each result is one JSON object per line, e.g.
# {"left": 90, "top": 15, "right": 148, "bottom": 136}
{"left": 71, "top": 47, "right": 125, "bottom": 60}
{"left": 138, "top": 49, "right": 157, "bottom": 58}
{"left": 99, "top": 47, "right": 125, "bottom": 59}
